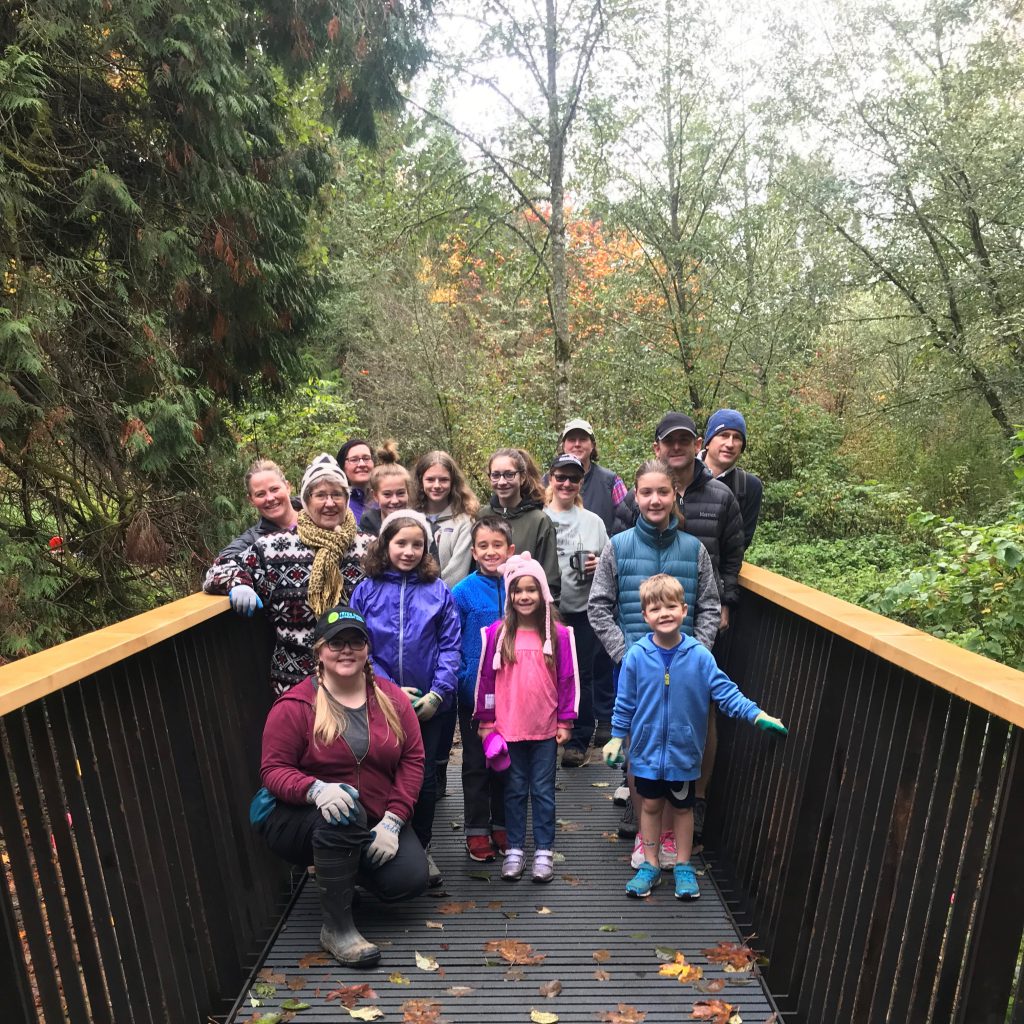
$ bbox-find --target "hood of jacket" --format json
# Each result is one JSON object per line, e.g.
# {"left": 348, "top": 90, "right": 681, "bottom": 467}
{"left": 488, "top": 494, "right": 544, "bottom": 519}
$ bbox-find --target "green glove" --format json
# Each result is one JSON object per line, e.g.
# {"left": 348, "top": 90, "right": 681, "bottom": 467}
{"left": 602, "top": 736, "right": 624, "bottom": 766}
{"left": 755, "top": 712, "right": 788, "bottom": 736}
{"left": 413, "top": 691, "right": 442, "bottom": 722}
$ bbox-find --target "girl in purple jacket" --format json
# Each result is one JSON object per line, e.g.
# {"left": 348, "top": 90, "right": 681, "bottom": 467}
{"left": 475, "top": 553, "right": 580, "bottom": 884}
{"left": 349, "top": 509, "right": 461, "bottom": 887}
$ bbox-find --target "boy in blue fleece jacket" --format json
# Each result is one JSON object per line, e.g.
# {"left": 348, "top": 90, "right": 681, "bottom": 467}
{"left": 451, "top": 517, "right": 515, "bottom": 862}
{"left": 603, "top": 574, "right": 787, "bottom": 901}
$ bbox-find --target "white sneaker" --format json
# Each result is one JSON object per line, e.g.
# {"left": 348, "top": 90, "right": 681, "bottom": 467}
{"left": 630, "top": 836, "right": 645, "bottom": 869}
{"left": 658, "top": 831, "right": 677, "bottom": 870}
{"left": 613, "top": 784, "right": 630, "bottom": 807}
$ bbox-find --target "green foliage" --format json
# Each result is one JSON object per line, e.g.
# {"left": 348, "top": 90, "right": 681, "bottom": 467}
{"left": 0, "top": 0, "right": 432, "bottom": 656}
{"left": 867, "top": 435, "right": 1024, "bottom": 668}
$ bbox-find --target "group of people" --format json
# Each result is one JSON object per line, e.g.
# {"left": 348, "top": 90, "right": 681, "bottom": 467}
{"left": 204, "top": 410, "right": 785, "bottom": 969}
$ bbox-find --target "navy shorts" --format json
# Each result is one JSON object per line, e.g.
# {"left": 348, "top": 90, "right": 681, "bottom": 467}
{"left": 633, "top": 776, "right": 696, "bottom": 809}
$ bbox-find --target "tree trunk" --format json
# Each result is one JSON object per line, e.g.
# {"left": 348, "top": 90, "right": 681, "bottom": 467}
{"left": 546, "top": 0, "right": 571, "bottom": 424}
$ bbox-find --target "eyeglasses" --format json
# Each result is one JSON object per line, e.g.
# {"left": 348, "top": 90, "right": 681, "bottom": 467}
{"left": 489, "top": 470, "right": 520, "bottom": 481}
{"left": 311, "top": 491, "right": 346, "bottom": 502}
{"left": 345, "top": 455, "right": 374, "bottom": 465}
{"left": 327, "top": 635, "right": 368, "bottom": 652}
{"left": 551, "top": 473, "right": 582, "bottom": 484}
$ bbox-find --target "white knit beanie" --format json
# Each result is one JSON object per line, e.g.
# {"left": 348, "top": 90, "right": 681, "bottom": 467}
{"left": 300, "top": 453, "right": 349, "bottom": 509}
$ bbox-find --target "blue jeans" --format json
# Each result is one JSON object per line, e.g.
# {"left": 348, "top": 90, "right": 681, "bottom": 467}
{"left": 504, "top": 738, "right": 557, "bottom": 851}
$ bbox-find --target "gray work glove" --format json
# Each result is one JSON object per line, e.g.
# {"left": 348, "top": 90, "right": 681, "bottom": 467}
{"left": 308, "top": 780, "right": 359, "bottom": 824}
{"left": 366, "top": 811, "right": 404, "bottom": 866}
{"left": 413, "top": 691, "right": 442, "bottom": 722}
{"left": 229, "top": 585, "right": 263, "bottom": 616}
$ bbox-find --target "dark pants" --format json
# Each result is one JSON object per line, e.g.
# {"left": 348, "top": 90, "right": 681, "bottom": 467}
{"left": 505, "top": 738, "right": 557, "bottom": 851}
{"left": 562, "top": 611, "right": 596, "bottom": 752}
{"left": 591, "top": 644, "right": 615, "bottom": 724}
{"left": 411, "top": 711, "right": 448, "bottom": 849}
{"left": 256, "top": 802, "right": 428, "bottom": 901}
{"left": 434, "top": 704, "right": 458, "bottom": 783}
{"left": 459, "top": 703, "right": 505, "bottom": 835}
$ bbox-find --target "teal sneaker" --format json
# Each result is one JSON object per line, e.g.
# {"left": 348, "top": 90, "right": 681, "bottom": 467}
{"left": 674, "top": 863, "right": 700, "bottom": 900}
{"left": 625, "top": 862, "right": 662, "bottom": 898}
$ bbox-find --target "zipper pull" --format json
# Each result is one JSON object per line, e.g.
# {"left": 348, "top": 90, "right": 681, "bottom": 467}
{"left": 664, "top": 671, "right": 670, "bottom": 686}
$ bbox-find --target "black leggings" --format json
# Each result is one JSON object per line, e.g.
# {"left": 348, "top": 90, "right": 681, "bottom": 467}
{"left": 256, "top": 802, "right": 428, "bottom": 902}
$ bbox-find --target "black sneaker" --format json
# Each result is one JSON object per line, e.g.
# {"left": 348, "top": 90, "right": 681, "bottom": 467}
{"left": 617, "top": 800, "right": 638, "bottom": 838}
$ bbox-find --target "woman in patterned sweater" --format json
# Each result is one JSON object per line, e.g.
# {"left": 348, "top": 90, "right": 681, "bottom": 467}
{"left": 204, "top": 454, "right": 372, "bottom": 694}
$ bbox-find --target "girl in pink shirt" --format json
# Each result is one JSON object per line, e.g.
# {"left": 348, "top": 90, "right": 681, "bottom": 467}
{"left": 475, "top": 553, "right": 579, "bottom": 883}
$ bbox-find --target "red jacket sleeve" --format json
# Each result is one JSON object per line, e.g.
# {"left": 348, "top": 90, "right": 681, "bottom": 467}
{"left": 260, "top": 698, "right": 316, "bottom": 805}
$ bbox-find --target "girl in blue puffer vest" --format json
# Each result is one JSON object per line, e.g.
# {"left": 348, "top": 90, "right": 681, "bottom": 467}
{"left": 350, "top": 509, "right": 461, "bottom": 885}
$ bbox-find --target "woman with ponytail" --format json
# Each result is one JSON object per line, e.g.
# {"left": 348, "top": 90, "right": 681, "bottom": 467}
{"left": 204, "top": 453, "right": 372, "bottom": 694}
{"left": 253, "top": 606, "right": 427, "bottom": 969}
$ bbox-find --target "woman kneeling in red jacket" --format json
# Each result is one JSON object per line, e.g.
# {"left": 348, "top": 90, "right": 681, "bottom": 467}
{"left": 252, "top": 606, "right": 426, "bottom": 968}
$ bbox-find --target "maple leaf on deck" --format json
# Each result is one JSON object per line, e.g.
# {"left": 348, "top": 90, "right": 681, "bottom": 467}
{"left": 326, "top": 983, "right": 378, "bottom": 1007}
{"left": 700, "top": 942, "right": 758, "bottom": 971}
{"left": 691, "top": 999, "right": 738, "bottom": 1023}
{"left": 402, "top": 997, "right": 443, "bottom": 1023}
{"left": 597, "top": 1004, "right": 647, "bottom": 1023}
{"left": 658, "top": 952, "right": 703, "bottom": 983}
{"left": 483, "top": 938, "right": 547, "bottom": 965}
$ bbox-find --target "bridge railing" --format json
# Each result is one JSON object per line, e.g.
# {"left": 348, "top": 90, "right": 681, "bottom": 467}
{"left": 712, "top": 564, "right": 1024, "bottom": 1024}
{"left": 0, "top": 595, "right": 287, "bottom": 1024}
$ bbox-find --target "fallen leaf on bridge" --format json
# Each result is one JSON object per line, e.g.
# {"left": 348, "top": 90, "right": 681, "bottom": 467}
{"left": 258, "top": 968, "right": 285, "bottom": 985}
{"left": 593, "top": 969, "right": 611, "bottom": 981}
{"left": 505, "top": 967, "right": 527, "bottom": 981}
{"left": 700, "top": 943, "right": 757, "bottom": 972}
{"left": 414, "top": 951, "right": 440, "bottom": 972}
{"left": 597, "top": 1004, "right": 647, "bottom": 1023}
{"left": 285, "top": 976, "right": 306, "bottom": 991}
{"left": 690, "top": 999, "right": 739, "bottom": 1023}
{"left": 592, "top": 949, "right": 611, "bottom": 963}
{"left": 439, "top": 900, "right": 476, "bottom": 915}
{"left": 696, "top": 978, "right": 726, "bottom": 994}
{"left": 348, "top": 1008, "right": 384, "bottom": 1021}
{"left": 388, "top": 972, "right": 410, "bottom": 985}
{"left": 327, "top": 983, "right": 379, "bottom": 1007}
{"left": 402, "top": 998, "right": 442, "bottom": 1023}
{"left": 447, "top": 985, "right": 474, "bottom": 997}
{"left": 484, "top": 939, "right": 546, "bottom": 965}
{"left": 539, "top": 979, "right": 562, "bottom": 997}
{"left": 280, "top": 999, "right": 310, "bottom": 1011}
{"left": 659, "top": 952, "right": 703, "bottom": 983}
{"left": 530, "top": 1011, "right": 559, "bottom": 1023}
{"left": 297, "top": 951, "right": 331, "bottom": 969}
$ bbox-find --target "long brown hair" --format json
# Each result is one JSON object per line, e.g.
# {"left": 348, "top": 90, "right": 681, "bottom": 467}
{"left": 313, "top": 640, "right": 406, "bottom": 747}
{"left": 412, "top": 450, "right": 480, "bottom": 516}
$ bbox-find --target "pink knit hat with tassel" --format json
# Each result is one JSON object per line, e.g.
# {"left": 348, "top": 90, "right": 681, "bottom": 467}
{"left": 491, "top": 552, "right": 554, "bottom": 670}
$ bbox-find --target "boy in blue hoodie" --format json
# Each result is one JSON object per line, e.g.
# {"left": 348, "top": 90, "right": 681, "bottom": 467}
{"left": 452, "top": 517, "right": 515, "bottom": 862}
{"left": 603, "top": 574, "right": 787, "bottom": 900}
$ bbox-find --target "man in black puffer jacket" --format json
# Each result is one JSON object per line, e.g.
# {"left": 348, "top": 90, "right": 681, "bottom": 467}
{"left": 613, "top": 413, "right": 744, "bottom": 628}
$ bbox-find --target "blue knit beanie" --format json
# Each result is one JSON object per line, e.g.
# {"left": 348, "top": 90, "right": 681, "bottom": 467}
{"left": 704, "top": 409, "right": 747, "bottom": 449}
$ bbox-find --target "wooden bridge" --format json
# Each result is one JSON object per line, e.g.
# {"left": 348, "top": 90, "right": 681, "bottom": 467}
{"left": 2, "top": 565, "right": 1022, "bottom": 1023}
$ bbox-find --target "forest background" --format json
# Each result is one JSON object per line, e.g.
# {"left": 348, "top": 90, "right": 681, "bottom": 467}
{"left": 2, "top": 0, "right": 1022, "bottom": 668}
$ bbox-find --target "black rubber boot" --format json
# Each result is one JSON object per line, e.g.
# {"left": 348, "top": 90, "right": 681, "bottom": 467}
{"left": 314, "top": 845, "right": 380, "bottom": 969}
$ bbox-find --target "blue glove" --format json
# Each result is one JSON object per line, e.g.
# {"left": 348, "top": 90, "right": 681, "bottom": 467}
{"left": 308, "top": 781, "right": 360, "bottom": 824}
{"left": 229, "top": 585, "right": 263, "bottom": 616}
{"left": 754, "top": 712, "right": 788, "bottom": 736}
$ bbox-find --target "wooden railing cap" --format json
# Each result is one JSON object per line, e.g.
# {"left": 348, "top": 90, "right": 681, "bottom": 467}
{"left": 741, "top": 563, "right": 1024, "bottom": 728}
{"left": 0, "top": 593, "right": 229, "bottom": 717}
